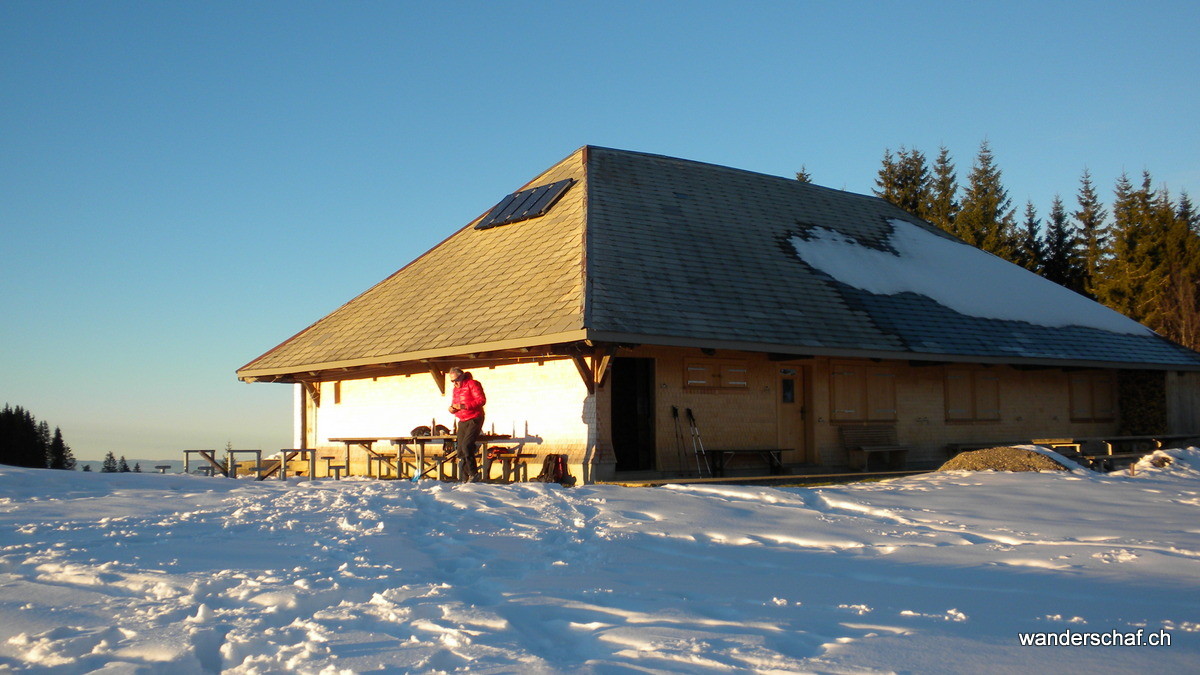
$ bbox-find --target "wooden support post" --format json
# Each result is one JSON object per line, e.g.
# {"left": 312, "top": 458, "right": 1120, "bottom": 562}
{"left": 571, "top": 344, "right": 619, "bottom": 393}
{"left": 594, "top": 346, "right": 616, "bottom": 389}
{"left": 302, "top": 381, "right": 321, "bottom": 407}
{"left": 571, "top": 352, "right": 595, "bottom": 394}
{"left": 429, "top": 365, "right": 446, "bottom": 394}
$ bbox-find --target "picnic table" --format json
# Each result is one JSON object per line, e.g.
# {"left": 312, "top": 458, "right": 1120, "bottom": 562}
{"left": 327, "top": 437, "right": 391, "bottom": 478}
{"left": 259, "top": 449, "right": 318, "bottom": 480}
{"left": 391, "top": 433, "right": 533, "bottom": 482}
{"left": 1032, "top": 434, "right": 1200, "bottom": 471}
{"left": 701, "top": 449, "right": 786, "bottom": 477}
{"left": 1033, "top": 434, "right": 1199, "bottom": 455}
{"left": 390, "top": 434, "right": 458, "bottom": 481}
{"left": 184, "top": 449, "right": 226, "bottom": 477}
{"left": 325, "top": 434, "right": 534, "bottom": 481}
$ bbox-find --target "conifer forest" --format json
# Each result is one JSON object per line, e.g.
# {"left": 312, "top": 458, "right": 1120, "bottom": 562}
{"left": 866, "top": 141, "right": 1200, "bottom": 351}
{"left": 0, "top": 405, "right": 75, "bottom": 470}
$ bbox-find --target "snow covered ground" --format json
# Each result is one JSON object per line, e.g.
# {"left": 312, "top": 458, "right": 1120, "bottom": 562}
{"left": 1, "top": 448, "right": 1198, "bottom": 674}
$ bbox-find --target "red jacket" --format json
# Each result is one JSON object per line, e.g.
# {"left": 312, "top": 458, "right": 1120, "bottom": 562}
{"left": 451, "top": 373, "right": 486, "bottom": 421}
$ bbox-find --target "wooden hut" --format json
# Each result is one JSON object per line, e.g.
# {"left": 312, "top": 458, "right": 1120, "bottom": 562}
{"left": 238, "top": 147, "right": 1200, "bottom": 481}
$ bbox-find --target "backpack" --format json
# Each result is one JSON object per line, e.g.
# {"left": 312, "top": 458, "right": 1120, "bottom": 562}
{"left": 535, "top": 454, "right": 575, "bottom": 486}
{"left": 410, "top": 424, "right": 451, "bottom": 437}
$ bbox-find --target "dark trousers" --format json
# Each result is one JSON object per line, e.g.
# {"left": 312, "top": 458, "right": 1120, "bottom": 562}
{"left": 456, "top": 416, "right": 483, "bottom": 481}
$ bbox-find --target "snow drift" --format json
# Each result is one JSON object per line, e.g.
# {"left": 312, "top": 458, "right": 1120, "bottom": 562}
{"left": 2, "top": 449, "right": 1199, "bottom": 673}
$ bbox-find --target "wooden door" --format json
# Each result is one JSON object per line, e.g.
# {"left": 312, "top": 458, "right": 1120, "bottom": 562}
{"left": 777, "top": 367, "right": 810, "bottom": 464}
{"left": 611, "top": 358, "right": 657, "bottom": 471}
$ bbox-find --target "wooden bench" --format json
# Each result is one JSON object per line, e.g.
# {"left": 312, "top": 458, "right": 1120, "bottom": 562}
{"left": 256, "top": 458, "right": 282, "bottom": 479}
{"left": 701, "top": 449, "right": 787, "bottom": 477}
{"left": 184, "top": 449, "right": 227, "bottom": 477}
{"left": 1148, "top": 434, "right": 1200, "bottom": 449}
{"left": 227, "top": 450, "right": 263, "bottom": 479}
{"left": 1031, "top": 438, "right": 1085, "bottom": 455}
{"left": 368, "top": 453, "right": 397, "bottom": 479}
{"left": 262, "top": 449, "right": 318, "bottom": 480}
{"left": 317, "top": 453, "right": 347, "bottom": 479}
{"left": 1079, "top": 452, "right": 1147, "bottom": 472}
{"left": 840, "top": 426, "right": 909, "bottom": 471}
{"left": 484, "top": 448, "right": 538, "bottom": 482}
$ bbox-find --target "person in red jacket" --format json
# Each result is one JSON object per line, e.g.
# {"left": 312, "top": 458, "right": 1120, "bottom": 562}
{"left": 447, "top": 367, "right": 486, "bottom": 482}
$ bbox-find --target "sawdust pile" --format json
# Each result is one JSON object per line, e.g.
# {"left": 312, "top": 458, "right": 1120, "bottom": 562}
{"left": 939, "top": 446, "right": 1071, "bottom": 472}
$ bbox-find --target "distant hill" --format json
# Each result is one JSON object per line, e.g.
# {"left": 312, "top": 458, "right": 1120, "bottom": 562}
{"left": 76, "top": 459, "right": 185, "bottom": 473}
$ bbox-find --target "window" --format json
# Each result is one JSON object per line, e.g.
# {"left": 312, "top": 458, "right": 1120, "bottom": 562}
{"left": 830, "top": 362, "right": 896, "bottom": 422}
{"left": 944, "top": 369, "right": 1000, "bottom": 422}
{"left": 684, "top": 360, "right": 750, "bottom": 390}
{"left": 781, "top": 376, "right": 796, "bottom": 404}
{"left": 1069, "top": 371, "right": 1116, "bottom": 422}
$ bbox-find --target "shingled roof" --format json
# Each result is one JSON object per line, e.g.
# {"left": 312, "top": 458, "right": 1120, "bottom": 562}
{"left": 237, "top": 146, "right": 1200, "bottom": 382}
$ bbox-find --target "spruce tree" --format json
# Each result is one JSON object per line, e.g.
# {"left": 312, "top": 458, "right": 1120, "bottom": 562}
{"left": 1173, "top": 190, "right": 1200, "bottom": 348}
{"left": 118, "top": 456, "right": 131, "bottom": 473}
{"left": 82, "top": 464, "right": 92, "bottom": 472}
{"left": 898, "top": 147, "right": 931, "bottom": 218}
{"left": 0, "top": 405, "right": 49, "bottom": 468}
{"left": 13, "top": 407, "right": 37, "bottom": 467}
{"left": 102, "top": 451, "right": 119, "bottom": 473}
{"left": 1015, "top": 201, "right": 1045, "bottom": 272}
{"left": 47, "top": 427, "right": 75, "bottom": 470}
{"left": 1178, "top": 190, "right": 1198, "bottom": 234}
{"left": 875, "top": 149, "right": 901, "bottom": 205}
{"left": 927, "top": 146, "right": 959, "bottom": 234}
{"left": 874, "top": 146, "right": 930, "bottom": 219}
{"left": 133, "top": 462, "right": 142, "bottom": 473}
{"left": 0, "top": 405, "right": 16, "bottom": 466}
{"left": 1042, "top": 195, "right": 1085, "bottom": 293}
{"left": 955, "top": 140, "right": 1017, "bottom": 260}
{"left": 1095, "top": 171, "right": 1162, "bottom": 326}
{"left": 1073, "top": 169, "right": 1109, "bottom": 298}
{"left": 36, "top": 422, "right": 51, "bottom": 468}
{"left": 1154, "top": 189, "right": 1200, "bottom": 349}
{"left": 795, "top": 166, "right": 813, "bottom": 183}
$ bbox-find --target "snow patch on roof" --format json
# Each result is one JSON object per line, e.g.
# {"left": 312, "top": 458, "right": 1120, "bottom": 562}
{"left": 790, "top": 219, "right": 1151, "bottom": 336}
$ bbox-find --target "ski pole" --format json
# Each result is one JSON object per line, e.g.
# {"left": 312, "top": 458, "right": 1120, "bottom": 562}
{"left": 686, "top": 408, "right": 711, "bottom": 477}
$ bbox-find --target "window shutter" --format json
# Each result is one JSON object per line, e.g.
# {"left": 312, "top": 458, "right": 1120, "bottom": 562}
{"left": 945, "top": 370, "right": 972, "bottom": 421}
{"left": 1069, "top": 372, "right": 1092, "bottom": 420}
{"left": 975, "top": 373, "right": 1000, "bottom": 420}
{"left": 685, "top": 363, "right": 712, "bottom": 387}
{"left": 1092, "top": 374, "right": 1116, "bottom": 420}
{"left": 721, "top": 365, "right": 749, "bottom": 388}
{"left": 831, "top": 366, "right": 863, "bottom": 421}
{"left": 866, "top": 369, "right": 897, "bottom": 420}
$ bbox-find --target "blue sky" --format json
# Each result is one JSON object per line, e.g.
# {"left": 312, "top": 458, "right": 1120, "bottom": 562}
{"left": 2, "top": 1, "right": 1197, "bottom": 461}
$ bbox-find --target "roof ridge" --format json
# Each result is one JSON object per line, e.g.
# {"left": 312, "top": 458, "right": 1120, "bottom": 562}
{"left": 581, "top": 144, "right": 880, "bottom": 201}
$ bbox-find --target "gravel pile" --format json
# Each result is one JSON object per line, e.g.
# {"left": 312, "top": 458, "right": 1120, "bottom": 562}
{"left": 939, "top": 446, "right": 1071, "bottom": 472}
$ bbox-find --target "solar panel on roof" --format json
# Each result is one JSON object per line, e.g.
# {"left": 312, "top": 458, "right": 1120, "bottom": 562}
{"left": 475, "top": 178, "right": 574, "bottom": 230}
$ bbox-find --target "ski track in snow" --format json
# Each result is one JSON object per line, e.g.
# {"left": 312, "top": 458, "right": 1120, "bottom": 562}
{"left": 0, "top": 450, "right": 1198, "bottom": 673}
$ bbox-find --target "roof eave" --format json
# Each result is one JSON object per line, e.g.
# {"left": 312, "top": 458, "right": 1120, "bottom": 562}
{"left": 582, "top": 330, "right": 1200, "bottom": 371}
{"left": 237, "top": 329, "right": 591, "bottom": 382}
